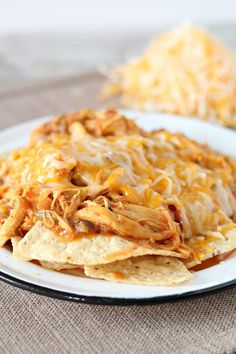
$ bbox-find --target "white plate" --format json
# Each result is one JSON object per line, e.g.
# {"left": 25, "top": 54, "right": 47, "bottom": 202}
{"left": 0, "top": 110, "right": 236, "bottom": 305}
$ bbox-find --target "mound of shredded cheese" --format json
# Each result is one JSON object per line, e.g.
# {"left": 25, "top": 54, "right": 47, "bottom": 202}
{"left": 104, "top": 25, "right": 236, "bottom": 127}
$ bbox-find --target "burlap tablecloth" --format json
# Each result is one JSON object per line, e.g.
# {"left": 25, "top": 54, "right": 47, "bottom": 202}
{"left": 0, "top": 72, "right": 235, "bottom": 354}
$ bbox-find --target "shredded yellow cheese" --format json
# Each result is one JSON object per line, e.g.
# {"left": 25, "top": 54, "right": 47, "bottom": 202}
{"left": 104, "top": 25, "right": 236, "bottom": 127}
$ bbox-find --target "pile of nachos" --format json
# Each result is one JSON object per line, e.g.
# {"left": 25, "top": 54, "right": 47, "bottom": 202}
{"left": 0, "top": 109, "right": 236, "bottom": 286}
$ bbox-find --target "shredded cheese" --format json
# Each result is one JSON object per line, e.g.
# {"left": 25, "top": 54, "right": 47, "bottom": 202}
{"left": 104, "top": 25, "right": 236, "bottom": 127}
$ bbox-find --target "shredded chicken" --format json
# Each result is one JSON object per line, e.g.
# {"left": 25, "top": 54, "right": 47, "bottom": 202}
{"left": 30, "top": 109, "right": 142, "bottom": 145}
{"left": 0, "top": 196, "right": 27, "bottom": 246}
{"left": 75, "top": 200, "right": 180, "bottom": 247}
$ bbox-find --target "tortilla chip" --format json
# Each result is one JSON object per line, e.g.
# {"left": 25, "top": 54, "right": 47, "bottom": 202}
{"left": 39, "top": 261, "right": 82, "bottom": 271}
{"left": 11, "top": 236, "right": 77, "bottom": 271}
{"left": 186, "top": 229, "right": 236, "bottom": 268}
{"left": 84, "top": 256, "right": 191, "bottom": 286}
{"left": 18, "top": 222, "right": 184, "bottom": 266}
{"left": 11, "top": 236, "right": 31, "bottom": 261}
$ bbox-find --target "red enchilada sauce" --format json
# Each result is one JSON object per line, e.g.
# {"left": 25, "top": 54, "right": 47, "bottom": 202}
{"left": 191, "top": 250, "right": 236, "bottom": 271}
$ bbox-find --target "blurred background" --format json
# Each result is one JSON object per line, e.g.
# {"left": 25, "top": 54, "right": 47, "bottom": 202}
{"left": 0, "top": 0, "right": 236, "bottom": 88}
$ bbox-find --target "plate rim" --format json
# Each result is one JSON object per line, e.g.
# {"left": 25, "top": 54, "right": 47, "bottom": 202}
{"left": 1, "top": 111, "right": 236, "bottom": 305}
{"left": 1, "top": 271, "right": 235, "bottom": 306}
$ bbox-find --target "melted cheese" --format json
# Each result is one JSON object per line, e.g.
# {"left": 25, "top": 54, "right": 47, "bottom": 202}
{"left": 2, "top": 129, "right": 236, "bottom": 241}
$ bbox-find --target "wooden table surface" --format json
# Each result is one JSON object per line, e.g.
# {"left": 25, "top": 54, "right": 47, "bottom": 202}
{"left": 0, "top": 71, "right": 119, "bottom": 129}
